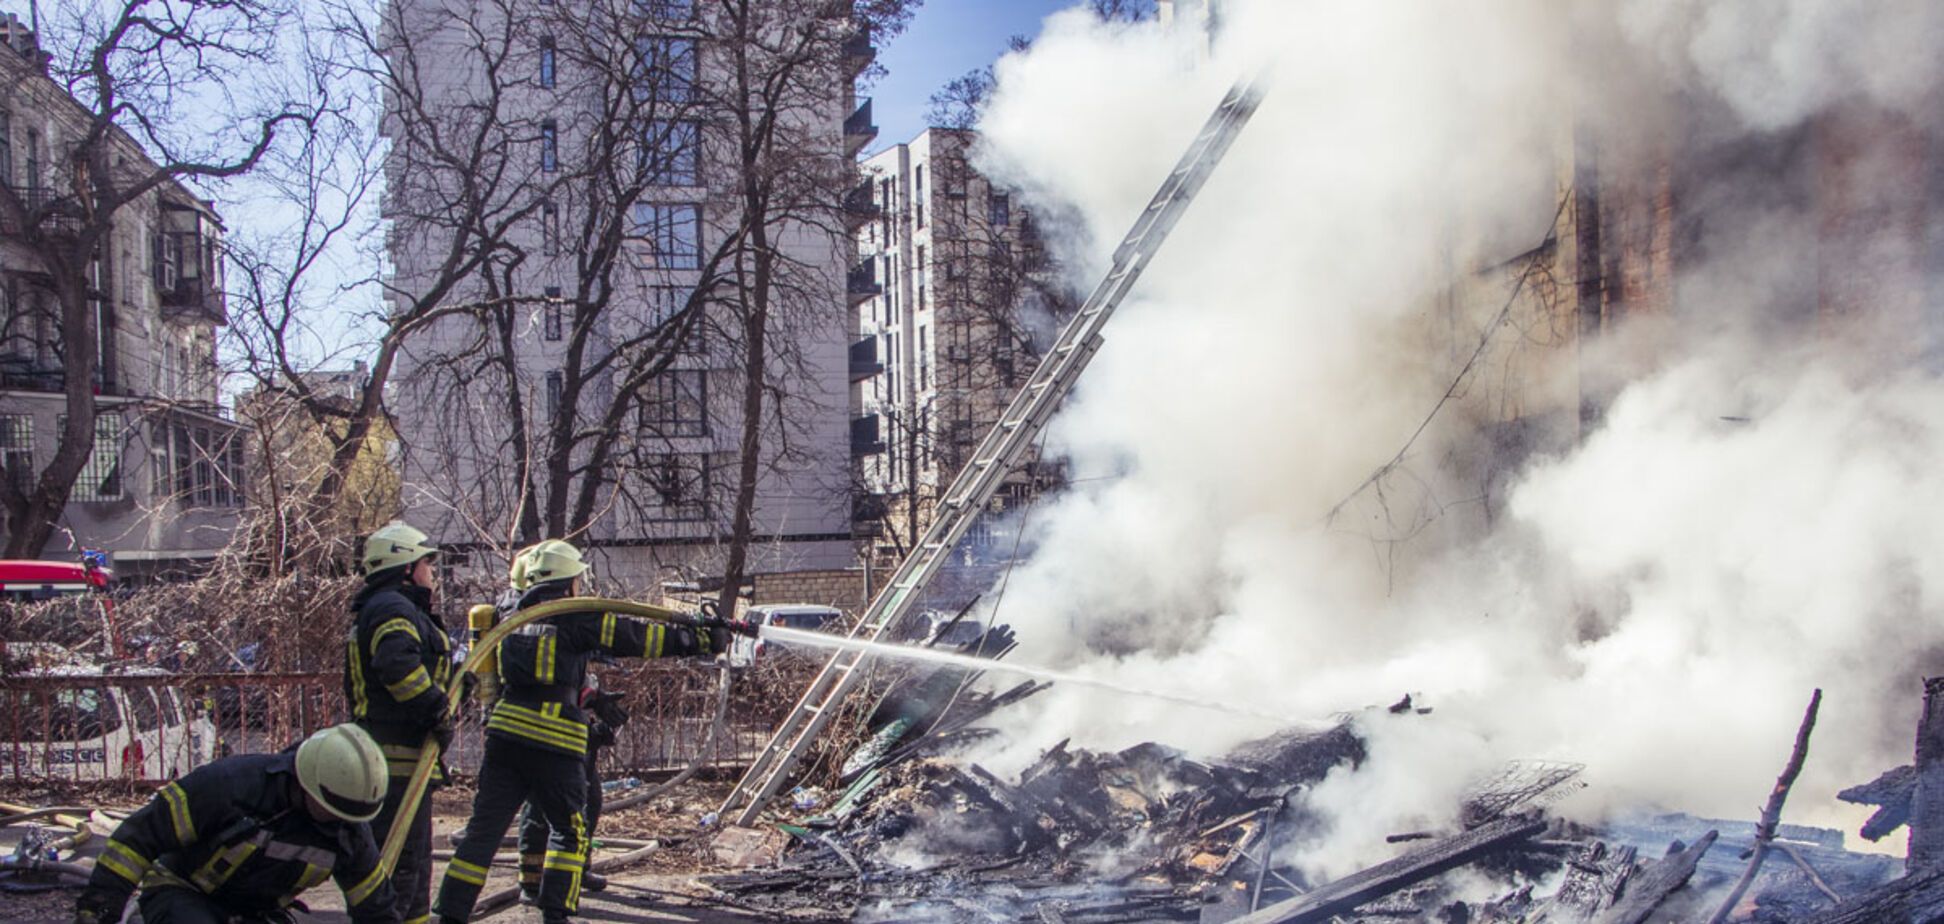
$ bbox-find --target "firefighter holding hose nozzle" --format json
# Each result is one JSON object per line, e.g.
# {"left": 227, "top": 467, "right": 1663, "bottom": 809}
{"left": 434, "top": 540, "right": 755, "bottom": 924}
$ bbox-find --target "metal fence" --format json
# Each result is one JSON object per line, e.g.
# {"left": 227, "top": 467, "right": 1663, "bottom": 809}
{"left": 0, "top": 664, "right": 794, "bottom": 784}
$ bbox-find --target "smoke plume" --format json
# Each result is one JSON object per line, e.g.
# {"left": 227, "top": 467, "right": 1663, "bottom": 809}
{"left": 956, "top": 0, "right": 1944, "bottom": 873}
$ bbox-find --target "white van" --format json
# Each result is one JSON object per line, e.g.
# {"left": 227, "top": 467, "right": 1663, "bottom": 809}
{"left": 729, "top": 604, "right": 845, "bottom": 667}
{"left": 0, "top": 649, "right": 217, "bottom": 781}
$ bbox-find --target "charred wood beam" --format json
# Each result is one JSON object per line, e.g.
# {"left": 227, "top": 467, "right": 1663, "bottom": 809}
{"left": 1589, "top": 831, "right": 1717, "bottom": 924}
{"left": 1838, "top": 764, "right": 1915, "bottom": 842}
{"left": 1802, "top": 865, "right": 1944, "bottom": 924}
{"left": 1226, "top": 815, "right": 1547, "bottom": 924}
{"left": 1912, "top": 677, "right": 1944, "bottom": 871}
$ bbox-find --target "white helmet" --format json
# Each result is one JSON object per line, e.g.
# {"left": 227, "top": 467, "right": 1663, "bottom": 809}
{"left": 362, "top": 521, "right": 437, "bottom": 576}
{"left": 294, "top": 724, "right": 387, "bottom": 822}
{"left": 522, "top": 540, "right": 588, "bottom": 586}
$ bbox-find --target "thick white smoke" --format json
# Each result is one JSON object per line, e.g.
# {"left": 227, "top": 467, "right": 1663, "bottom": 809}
{"left": 954, "top": 0, "right": 1944, "bottom": 875}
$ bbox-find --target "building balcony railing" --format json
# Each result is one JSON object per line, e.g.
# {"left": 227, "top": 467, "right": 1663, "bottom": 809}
{"left": 0, "top": 185, "right": 85, "bottom": 238}
{"left": 848, "top": 336, "right": 883, "bottom": 383}
{"left": 158, "top": 276, "right": 229, "bottom": 327}
{"left": 842, "top": 179, "right": 880, "bottom": 229}
{"left": 846, "top": 259, "right": 881, "bottom": 305}
{"left": 0, "top": 352, "right": 63, "bottom": 393}
{"left": 844, "top": 98, "right": 878, "bottom": 158}
{"left": 841, "top": 28, "right": 876, "bottom": 77}
{"left": 850, "top": 414, "right": 884, "bottom": 457}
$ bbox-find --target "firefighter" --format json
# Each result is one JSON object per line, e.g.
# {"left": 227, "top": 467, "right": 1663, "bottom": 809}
{"left": 73, "top": 723, "right": 400, "bottom": 924}
{"left": 514, "top": 671, "right": 629, "bottom": 900}
{"left": 346, "top": 521, "right": 452, "bottom": 924}
{"left": 433, "top": 541, "right": 755, "bottom": 924}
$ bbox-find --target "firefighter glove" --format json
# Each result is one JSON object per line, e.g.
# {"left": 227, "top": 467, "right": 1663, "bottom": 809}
{"left": 74, "top": 888, "right": 124, "bottom": 924}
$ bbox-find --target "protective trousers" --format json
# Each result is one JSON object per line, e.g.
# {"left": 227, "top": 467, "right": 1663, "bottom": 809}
{"left": 136, "top": 885, "right": 289, "bottom": 923}
{"left": 436, "top": 736, "right": 588, "bottom": 922}
{"left": 372, "top": 772, "right": 434, "bottom": 924}
{"left": 517, "top": 747, "right": 602, "bottom": 893}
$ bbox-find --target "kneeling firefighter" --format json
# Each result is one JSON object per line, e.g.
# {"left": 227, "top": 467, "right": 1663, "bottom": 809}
{"left": 346, "top": 521, "right": 452, "bottom": 924}
{"left": 74, "top": 724, "right": 401, "bottom": 924}
{"left": 434, "top": 541, "right": 756, "bottom": 924}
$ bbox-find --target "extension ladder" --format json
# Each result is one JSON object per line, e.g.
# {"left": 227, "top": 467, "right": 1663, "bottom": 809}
{"left": 719, "top": 73, "right": 1270, "bottom": 826}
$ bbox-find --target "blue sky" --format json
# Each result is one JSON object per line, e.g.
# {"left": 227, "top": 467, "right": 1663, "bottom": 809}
{"left": 867, "top": 0, "right": 1085, "bottom": 149}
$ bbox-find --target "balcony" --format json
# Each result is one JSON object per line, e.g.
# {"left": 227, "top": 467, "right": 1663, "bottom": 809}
{"left": 841, "top": 28, "right": 876, "bottom": 77}
{"left": 848, "top": 336, "right": 883, "bottom": 382}
{"left": 844, "top": 98, "right": 878, "bottom": 158}
{"left": 850, "top": 414, "right": 884, "bottom": 457}
{"left": 0, "top": 352, "right": 62, "bottom": 393}
{"left": 842, "top": 179, "right": 880, "bottom": 230}
{"left": 0, "top": 185, "right": 84, "bottom": 238}
{"left": 158, "top": 276, "right": 228, "bottom": 327}
{"left": 846, "top": 259, "right": 881, "bottom": 305}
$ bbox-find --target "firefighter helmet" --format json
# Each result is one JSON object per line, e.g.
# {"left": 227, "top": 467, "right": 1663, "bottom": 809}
{"left": 294, "top": 724, "right": 387, "bottom": 822}
{"left": 522, "top": 540, "right": 589, "bottom": 585}
{"left": 361, "top": 521, "right": 438, "bottom": 576}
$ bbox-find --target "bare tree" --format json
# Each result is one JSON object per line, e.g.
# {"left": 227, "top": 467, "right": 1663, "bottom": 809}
{"left": 0, "top": 0, "right": 318, "bottom": 557}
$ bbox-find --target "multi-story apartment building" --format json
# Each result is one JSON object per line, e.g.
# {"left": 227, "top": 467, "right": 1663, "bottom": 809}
{"left": 0, "top": 14, "right": 244, "bottom": 576}
{"left": 850, "top": 128, "right": 1066, "bottom": 553}
{"left": 386, "top": 0, "right": 877, "bottom": 597}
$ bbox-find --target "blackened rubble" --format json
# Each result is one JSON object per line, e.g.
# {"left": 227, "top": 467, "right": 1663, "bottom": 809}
{"left": 702, "top": 631, "right": 1921, "bottom": 923}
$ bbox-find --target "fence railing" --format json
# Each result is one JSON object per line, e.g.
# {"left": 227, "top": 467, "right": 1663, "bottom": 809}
{"left": 0, "top": 663, "right": 796, "bottom": 784}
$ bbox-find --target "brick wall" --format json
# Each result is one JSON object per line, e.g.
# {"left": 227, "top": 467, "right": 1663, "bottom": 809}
{"left": 751, "top": 568, "right": 868, "bottom": 612}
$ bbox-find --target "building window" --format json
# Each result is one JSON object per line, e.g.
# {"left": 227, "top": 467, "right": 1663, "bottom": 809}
{"left": 629, "top": 203, "right": 700, "bottom": 269}
{"left": 0, "top": 415, "right": 30, "bottom": 494}
{"left": 539, "top": 35, "right": 556, "bottom": 89}
{"left": 543, "top": 287, "right": 563, "bottom": 341}
{"left": 68, "top": 414, "right": 125, "bottom": 502}
{"left": 24, "top": 128, "right": 39, "bottom": 192}
{"left": 638, "top": 0, "right": 694, "bottom": 20}
{"left": 0, "top": 110, "right": 11, "bottom": 186}
{"left": 634, "top": 37, "right": 697, "bottom": 104}
{"left": 642, "top": 119, "right": 699, "bottom": 186}
{"left": 546, "top": 370, "right": 564, "bottom": 419}
{"left": 640, "top": 369, "right": 708, "bottom": 437}
{"left": 542, "top": 200, "right": 559, "bottom": 255}
{"left": 989, "top": 192, "right": 1010, "bottom": 227}
{"left": 643, "top": 453, "right": 708, "bottom": 521}
{"left": 914, "top": 165, "right": 925, "bottom": 229}
{"left": 540, "top": 120, "right": 558, "bottom": 173}
{"left": 915, "top": 244, "right": 927, "bottom": 310}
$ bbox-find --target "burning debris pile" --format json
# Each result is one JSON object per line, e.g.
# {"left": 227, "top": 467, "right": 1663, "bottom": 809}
{"left": 701, "top": 637, "right": 1928, "bottom": 924}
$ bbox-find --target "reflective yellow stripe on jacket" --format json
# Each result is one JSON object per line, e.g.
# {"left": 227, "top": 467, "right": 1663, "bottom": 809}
{"left": 485, "top": 700, "right": 589, "bottom": 754}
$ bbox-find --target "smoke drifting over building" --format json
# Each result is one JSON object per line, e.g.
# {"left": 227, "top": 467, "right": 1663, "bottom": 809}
{"left": 954, "top": 0, "right": 1944, "bottom": 875}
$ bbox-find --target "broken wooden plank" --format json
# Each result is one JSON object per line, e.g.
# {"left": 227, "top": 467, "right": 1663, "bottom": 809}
{"left": 1589, "top": 831, "right": 1718, "bottom": 924}
{"left": 1704, "top": 688, "right": 1822, "bottom": 924}
{"left": 1529, "top": 840, "right": 1637, "bottom": 922}
{"left": 1226, "top": 814, "right": 1547, "bottom": 924}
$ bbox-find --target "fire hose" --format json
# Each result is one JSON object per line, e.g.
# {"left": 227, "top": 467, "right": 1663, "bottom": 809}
{"left": 377, "top": 597, "right": 711, "bottom": 876}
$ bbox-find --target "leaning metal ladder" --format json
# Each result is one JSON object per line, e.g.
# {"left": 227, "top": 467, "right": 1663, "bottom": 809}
{"left": 719, "top": 73, "right": 1270, "bottom": 826}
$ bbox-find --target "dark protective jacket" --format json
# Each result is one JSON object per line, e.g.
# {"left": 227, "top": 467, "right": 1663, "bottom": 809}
{"left": 345, "top": 575, "right": 452, "bottom": 776}
{"left": 486, "top": 581, "right": 711, "bottom": 757}
{"left": 84, "top": 752, "right": 399, "bottom": 923}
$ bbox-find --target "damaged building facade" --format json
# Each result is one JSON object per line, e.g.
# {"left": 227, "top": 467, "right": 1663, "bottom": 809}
{"left": 0, "top": 13, "right": 245, "bottom": 575}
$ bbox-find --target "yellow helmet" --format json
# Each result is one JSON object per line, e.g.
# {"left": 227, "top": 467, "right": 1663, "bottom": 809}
{"left": 508, "top": 543, "right": 540, "bottom": 591}
{"left": 362, "top": 521, "right": 437, "bottom": 576}
{"left": 522, "top": 539, "right": 588, "bottom": 586}
{"left": 294, "top": 724, "right": 387, "bottom": 822}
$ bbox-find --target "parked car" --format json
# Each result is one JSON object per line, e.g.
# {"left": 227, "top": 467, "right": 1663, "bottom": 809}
{"left": 729, "top": 604, "right": 844, "bottom": 667}
{"left": 0, "top": 650, "right": 217, "bottom": 781}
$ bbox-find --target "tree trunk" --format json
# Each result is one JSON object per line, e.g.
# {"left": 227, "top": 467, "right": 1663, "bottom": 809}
{"left": 4, "top": 276, "right": 99, "bottom": 558}
{"left": 716, "top": 231, "right": 771, "bottom": 620}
